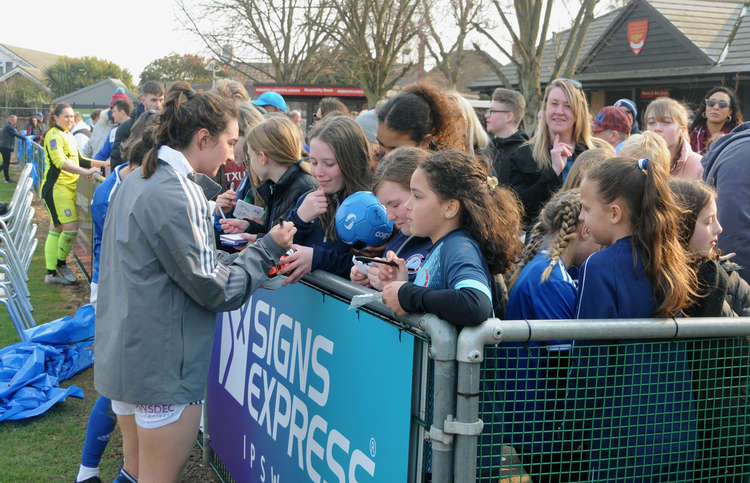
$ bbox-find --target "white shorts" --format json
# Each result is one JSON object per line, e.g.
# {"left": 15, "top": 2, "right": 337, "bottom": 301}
{"left": 110, "top": 399, "right": 203, "bottom": 429}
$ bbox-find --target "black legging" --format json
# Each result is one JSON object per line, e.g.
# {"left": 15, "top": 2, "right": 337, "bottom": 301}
{"left": 0, "top": 148, "right": 11, "bottom": 182}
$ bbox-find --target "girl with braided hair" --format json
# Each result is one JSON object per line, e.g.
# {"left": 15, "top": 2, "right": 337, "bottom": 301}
{"left": 508, "top": 189, "right": 600, "bottom": 321}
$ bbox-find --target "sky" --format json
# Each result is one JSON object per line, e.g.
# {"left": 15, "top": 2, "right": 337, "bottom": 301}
{"left": 2, "top": 0, "right": 205, "bottom": 80}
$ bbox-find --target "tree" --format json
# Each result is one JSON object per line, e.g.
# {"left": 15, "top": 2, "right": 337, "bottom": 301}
{"left": 178, "top": 0, "right": 336, "bottom": 84}
{"left": 0, "top": 76, "right": 51, "bottom": 107}
{"left": 315, "top": 0, "right": 423, "bottom": 106}
{"left": 421, "top": 0, "right": 486, "bottom": 89}
{"left": 140, "top": 54, "right": 213, "bottom": 85}
{"left": 45, "top": 56, "right": 134, "bottom": 97}
{"left": 473, "top": 0, "right": 601, "bottom": 131}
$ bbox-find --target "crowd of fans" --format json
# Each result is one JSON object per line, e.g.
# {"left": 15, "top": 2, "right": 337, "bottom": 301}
{"left": 4, "top": 76, "right": 749, "bottom": 481}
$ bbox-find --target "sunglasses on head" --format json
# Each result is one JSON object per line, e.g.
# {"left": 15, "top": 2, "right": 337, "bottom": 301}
{"left": 706, "top": 99, "right": 730, "bottom": 109}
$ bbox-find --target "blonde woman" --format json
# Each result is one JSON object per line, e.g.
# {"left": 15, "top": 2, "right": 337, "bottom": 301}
{"left": 504, "top": 79, "right": 595, "bottom": 225}
{"left": 645, "top": 97, "right": 703, "bottom": 180}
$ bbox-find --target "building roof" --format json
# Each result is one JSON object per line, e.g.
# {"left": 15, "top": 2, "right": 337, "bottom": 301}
{"left": 470, "top": 0, "right": 750, "bottom": 91}
{"left": 0, "top": 43, "right": 61, "bottom": 77}
{"left": 470, "top": 7, "right": 624, "bottom": 90}
{"left": 52, "top": 78, "right": 134, "bottom": 107}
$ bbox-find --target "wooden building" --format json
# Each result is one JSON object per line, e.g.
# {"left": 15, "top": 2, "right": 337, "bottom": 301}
{"left": 470, "top": 0, "right": 750, "bottom": 120}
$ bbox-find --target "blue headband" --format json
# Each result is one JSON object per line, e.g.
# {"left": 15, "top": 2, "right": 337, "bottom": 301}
{"left": 638, "top": 157, "right": 649, "bottom": 170}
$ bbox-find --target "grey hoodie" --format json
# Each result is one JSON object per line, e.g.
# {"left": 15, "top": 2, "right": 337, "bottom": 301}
{"left": 94, "top": 146, "right": 285, "bottom": 405}
{"left": 702, "top": 122, "right": 750, "bottom": 281}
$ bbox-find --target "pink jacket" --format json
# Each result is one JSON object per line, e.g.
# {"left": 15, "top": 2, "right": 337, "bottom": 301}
{"left": 671, "top": 139, "right": 703, "bottom": 180}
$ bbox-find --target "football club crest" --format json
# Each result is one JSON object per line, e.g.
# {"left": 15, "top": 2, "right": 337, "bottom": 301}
{"left": 628, "top": 20, "right": 648, "bottom": 55}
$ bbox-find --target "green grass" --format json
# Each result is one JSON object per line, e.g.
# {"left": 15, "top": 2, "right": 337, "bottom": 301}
{"left": 0, "top": 165, "right": 123, "bottom": 482}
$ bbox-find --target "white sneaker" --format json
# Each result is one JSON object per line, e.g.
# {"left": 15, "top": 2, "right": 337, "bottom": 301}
{"left": 45, "top": 273, "right": 72, "bottom": 285}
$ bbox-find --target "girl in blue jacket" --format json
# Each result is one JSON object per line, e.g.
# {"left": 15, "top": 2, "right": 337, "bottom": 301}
{"left": 381, "top": 149, "right": 523, "bottom": 327}
{"left": 282, "top": 115, "right": 371, "bottom": 281}
{"left": 573, "top": 156, "right": 698, "bottom": 481}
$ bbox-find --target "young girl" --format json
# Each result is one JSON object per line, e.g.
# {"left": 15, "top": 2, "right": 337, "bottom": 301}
{"left": 350, "top": 147, "right": 432, "bottom": 289}
{"left": 282, "top": 115, "right": 372, "bottom": 282}
{"left": 42, "top": 103, "right": 109, "bottom": 284}
{"left": 645, "top": 97, "right": 703, "bottom": 179}
{"left": 670, "top": 178, "right": 750, "bottom": 317}
{"left": 574, "top": 156, "right": 698, "bottom": 480}
{"left": 220, "top": 116, "right": 316, "bottom": 240}
{"left": 619, "top": 131, "right": 671, "bottom": 173}
{"left": 484, "top": 190, "right": 599, "bottom": 480}
{"left": 670, "top": 178, "right": 750, "bottom": 480}
{"left": 381, "top": 149, "right": 523, "bottom": 326}
{"left": 95, "top": 81, "right": 295, "bottom": 483}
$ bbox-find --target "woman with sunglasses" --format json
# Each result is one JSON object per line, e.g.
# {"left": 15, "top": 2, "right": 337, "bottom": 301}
{"left": 503, "top": 78, "right": 595, "bottom": 227}
{"left": 689, "top": 87, "right": 744, "bottom": 155}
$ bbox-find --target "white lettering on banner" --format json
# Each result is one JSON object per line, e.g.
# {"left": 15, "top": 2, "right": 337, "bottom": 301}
{"left": 220, "top": 297, "right": 376, "bottom": 482}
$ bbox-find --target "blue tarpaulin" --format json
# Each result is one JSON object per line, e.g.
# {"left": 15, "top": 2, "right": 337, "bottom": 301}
{"left": 0, "top": 305, "right": 95, "bottom": 421}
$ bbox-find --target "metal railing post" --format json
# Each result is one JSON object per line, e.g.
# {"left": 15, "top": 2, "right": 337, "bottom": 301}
{"left": 420, "top": 314, "right": 457, "bottom": 483}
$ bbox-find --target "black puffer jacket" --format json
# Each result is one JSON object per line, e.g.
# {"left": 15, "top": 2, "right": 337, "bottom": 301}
{"left": 504, "top": 142, "right": 587, "bottom": 227}
{"left": 246, "top": 162, "right": 317, "bottom": 235}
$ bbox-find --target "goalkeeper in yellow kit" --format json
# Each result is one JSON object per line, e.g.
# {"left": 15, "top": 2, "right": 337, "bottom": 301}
{"left": 42, "top": 103, "right": 109, "bottom": 284}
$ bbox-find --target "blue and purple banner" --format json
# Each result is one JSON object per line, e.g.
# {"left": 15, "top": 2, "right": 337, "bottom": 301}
{"left": 207, "top": 282, "right": 415, "bottom": 482}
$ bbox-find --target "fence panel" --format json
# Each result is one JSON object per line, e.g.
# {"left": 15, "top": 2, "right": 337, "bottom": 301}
{"left": 476, "top": 337, "right": 750, "bottom": 482}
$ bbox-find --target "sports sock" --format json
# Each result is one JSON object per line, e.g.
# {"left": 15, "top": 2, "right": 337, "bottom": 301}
{"left": 75, "top": 464, "right": 99, "bottom": 482}
{"left": 44, "top": 231, "right": 60, "bottom": 271}
{"left": 57, "top": 230, "right": 77, "bottom": 263}
{"left": 113, "top": 466, "right": 138, "bottom": 483}
{"left": 80, "top": 396, "right": 116, "bottom": 470}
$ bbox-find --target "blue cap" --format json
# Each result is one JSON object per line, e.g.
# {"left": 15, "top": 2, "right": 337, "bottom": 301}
{"left": 252, "top": 91, "right": 287, "bottom": 112}
{"left": 34, "top": 112, "right": 43, "bottom": 118}
{"left": 614, "top": 98, "right": 637, "bottom": 117}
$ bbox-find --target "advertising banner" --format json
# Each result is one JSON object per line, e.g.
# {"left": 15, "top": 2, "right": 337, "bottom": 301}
{"left": 207, "top": 282, "right": 415, "bottom": 482}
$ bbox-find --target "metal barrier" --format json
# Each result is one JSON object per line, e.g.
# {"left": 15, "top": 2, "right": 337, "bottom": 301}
{"left": 206, "top": 267, "right": 750, "bottom": 482}
{"left": 461, "top": 318, "right": 750, "bottom": 482}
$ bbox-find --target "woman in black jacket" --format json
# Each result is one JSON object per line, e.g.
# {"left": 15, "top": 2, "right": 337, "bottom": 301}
{"left": 503, "top": 79, "right": 594, "bottom": 226}
{"left": 219, "top": 116, "right": 316, "bottom": 239}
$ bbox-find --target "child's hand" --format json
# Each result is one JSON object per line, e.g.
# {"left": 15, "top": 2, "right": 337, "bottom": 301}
{"left": 219, "top": 218, "right": 250, "bottom": 234}
{"left": 216, "top": 189, "right": 237, "bottom": 215}
{"left": 296, "top": 188, "right": 328, "bottom": 222}
{"left": 268, "top": 221, "right": 296, "bottom": 250}
{"left": 550, "top": 134, "right": 574, "bottom": 175}
{"left": 281, "top": 244, "right": 313, "bottom": 284}
{"left": 367, "top": 264, "right": 384, "bottom": 290}
{"left": 382, "top": 281, "right": 407, "bottom": 316}
{"left": 350, "top": 265, "right": 370, "bottom": 287}
{"left": 379, "top": 250, "right": 408, "bottom": 283}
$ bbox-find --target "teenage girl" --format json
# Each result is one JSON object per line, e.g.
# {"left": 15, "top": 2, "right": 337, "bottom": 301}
{"left": 670, "top": 178, "right": 750, "bottom": 480}
{"left": 42, "top": 103, "right": 109, "bottom": 284}
{"left": 350, "top": 147, "right": 432, "bottom": 289}
{"left": 375, "top": 82, "right": 464, "bottom": 154}
{"left": 95, "top": 82, "right": 295, "bottom": 483}
{"left": 282, "top": 115, "right": 372, "bottom": 282}
{"left": 381, "top": 149, "right": 523, "bottom": 326}
{"left": 670, "top": 178, "right": 750, "bottom": 317}
{"left": 574, "top": 156, "right": 698, "bottom": 480}
{"left": 645, "top": 97, "right": 703, "bottom": 179}
{"left": 220, "top": 116, "right": 316, "bottom": 239}
{"left": 77, "top": 119, "right": 156, "bottom": 483}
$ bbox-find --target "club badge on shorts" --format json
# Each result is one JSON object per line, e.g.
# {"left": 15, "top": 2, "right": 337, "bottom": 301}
{"left": 65, "top": 209, "right": 71, "bottom": 217}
